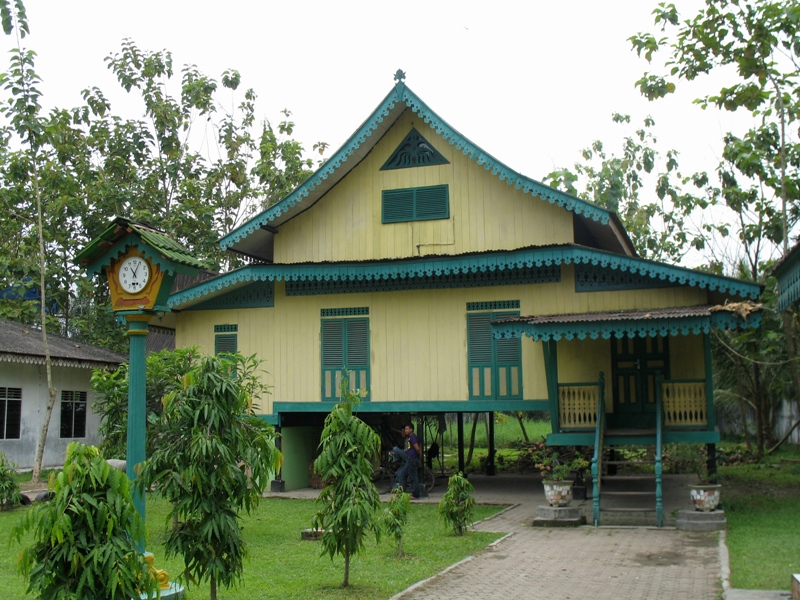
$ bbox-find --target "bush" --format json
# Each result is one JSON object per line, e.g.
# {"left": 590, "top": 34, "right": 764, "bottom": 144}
{"left": 438, "top": 472, "right": 475, "bottom": 535}
{"left": 12, "top": 442, "right": 157, "bottom": 599}
{"left": 0, "top": 453, "right": 22, "bottom": 510}
{"left": 382, "top": 487, "right": 411, "bottom": 557}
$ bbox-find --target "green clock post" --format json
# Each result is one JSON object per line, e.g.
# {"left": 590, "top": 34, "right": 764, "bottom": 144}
{"left": 77, "top": 218, "right": 206, "bottom": 596}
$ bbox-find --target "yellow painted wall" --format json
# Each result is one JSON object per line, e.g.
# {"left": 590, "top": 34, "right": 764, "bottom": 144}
{"left": 176, "top": 270, "right": 712, "bottom": 413}
{"left": 273, "top": 110, "right": 574, "bottom": 264}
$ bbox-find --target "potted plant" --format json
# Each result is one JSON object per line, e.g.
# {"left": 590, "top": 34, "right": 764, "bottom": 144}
{"left": 530, "top": 442, "right": 589, "bottom": 507}
{"left": 687, "top": 447, "right": 721, "bottom": 512}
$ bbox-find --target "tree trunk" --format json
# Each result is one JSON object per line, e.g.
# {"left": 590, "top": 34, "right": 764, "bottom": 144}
{"left": 753, "top": 361, "right": 765, "bottom": 457}
{"left": 31, "top": 155, "right": 56, "bottom": 485}
{"left": 343, "top": 549, "right": 350, "bottom": 587}
{"left": 211, "top": 572, "right": 217, "bottom": 600}
{"left": 516, "top": 413, "right": 529, "bottom": 443}
{"left": 768, "top": 416, "right": 800, "bottom": 455}
{"left": 465, "top": 413, "right": 480, "bottom": 466}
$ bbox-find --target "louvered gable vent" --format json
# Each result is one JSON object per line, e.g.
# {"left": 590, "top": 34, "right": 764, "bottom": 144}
{"left": 382, "top": 185, "right": 449, "bottom": 223}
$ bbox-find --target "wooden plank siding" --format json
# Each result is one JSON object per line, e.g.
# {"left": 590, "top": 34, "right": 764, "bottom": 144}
{"left": 177, "top": 276, "right": 709, "bottom": 415}
{"left": 273, "top": 110, "right": 573, "bottom": 264}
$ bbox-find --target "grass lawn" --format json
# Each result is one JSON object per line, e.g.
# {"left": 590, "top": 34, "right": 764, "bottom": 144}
{"left": 0, "top": 494, "right": 505, "bottom": 600}
{"left": 720, "top": 449, "right": 800, "bottom": 591}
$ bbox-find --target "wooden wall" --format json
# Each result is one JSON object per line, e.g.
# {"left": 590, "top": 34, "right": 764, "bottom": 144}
{"left": 274, "top": 110, "right": 574, "bottom": 263}
{"left": 176, "top": 267, "right": 710, "bottom": 415}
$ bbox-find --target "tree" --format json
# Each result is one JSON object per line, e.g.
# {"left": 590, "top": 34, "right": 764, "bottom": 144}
{"left": 137, "top": 353, "right": 280, "bottom": 600}
{"left": 91, "top": 346, "right": 201, "bottom": 459}
{"left": 544, "top": 113, "right": 715, "bottom": 263}
{"left": 438, "top": 472, "right": 475, "bottom": 536}
{"left": 381, "top": 487, "right": 411, "bottom": 557}
{"left": 630, "top": 0, "right": 800, "bottom": 454}
{"left": 13, "top": 442, "right": 157, "bottom": 600}
{"left": 312, "top": 378, "right": 382, "bottom": 587}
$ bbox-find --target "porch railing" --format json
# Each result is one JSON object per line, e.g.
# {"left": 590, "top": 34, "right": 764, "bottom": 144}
{"left": 558, "top": 382, "right": 600, "bottom": 429}
{"left": 662, "top": 379, "right": 707, "bottom": 427}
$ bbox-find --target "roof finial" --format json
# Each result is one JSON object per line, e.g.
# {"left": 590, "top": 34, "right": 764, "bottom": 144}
{"left": 393, "top": 69, "right": 406, "bottom": 83}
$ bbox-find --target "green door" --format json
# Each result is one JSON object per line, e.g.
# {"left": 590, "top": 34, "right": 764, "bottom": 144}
{"left": 609, "top": 336, "right": 669, "bottom": 429}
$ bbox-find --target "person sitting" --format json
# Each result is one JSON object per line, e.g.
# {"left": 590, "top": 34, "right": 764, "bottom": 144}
{"left": 393, "top": 423, "right": 421, "bottom": 498}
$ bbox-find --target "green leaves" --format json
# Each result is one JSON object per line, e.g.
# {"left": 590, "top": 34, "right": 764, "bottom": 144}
{"left": 13, "top": 442, "right": 157, "bottom": 600}
{"left": 137, "top": 352, "right": 280, "bottom": 598}
{"left": 438, "top": 472, "right": 475, "bottom": 536}
{"left": 312, "top": 376, "right": 381, "bottom": 587}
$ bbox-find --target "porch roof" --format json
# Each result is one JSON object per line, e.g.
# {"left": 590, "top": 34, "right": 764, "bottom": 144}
{"left": 492, "top": 303, "right": 762, "bottom": 341}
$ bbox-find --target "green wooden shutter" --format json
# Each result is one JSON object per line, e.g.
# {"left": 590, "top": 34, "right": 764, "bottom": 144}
{"left": 494, "top": 312, "right": 522, "bottom": 399}
{"left": 321, "top": 318, "right": 370, "bottom": 401}
{"left": 467, "top": 311, "right": 522, "bottom": 400}
{"left": 382, "top": 189, "right": 415, "bottom": 222}
{"left": 468, "top": 314, "right": 494, "bottom": 400}
{"left": 382, "top": 185, "right": 449, "bottom": 223}
{"left": 215, "top": 334, "right": 237, "bottom": 354}
{"left": 346, "top": 318, "right": 370, "bottom": 395}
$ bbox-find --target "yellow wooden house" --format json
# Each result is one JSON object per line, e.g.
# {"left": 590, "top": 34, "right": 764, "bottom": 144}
{"left": 167, "top": 72, "right": 761, "bottom": 521}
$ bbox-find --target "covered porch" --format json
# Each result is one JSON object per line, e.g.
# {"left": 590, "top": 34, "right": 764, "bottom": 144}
{"left": 493, "top": 303, "right": 762, "bottom": 525}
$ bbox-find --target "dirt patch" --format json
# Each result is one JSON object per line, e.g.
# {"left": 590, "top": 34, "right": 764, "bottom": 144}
{"left": 631, "top": 550, "right": 687, "bottom": 567}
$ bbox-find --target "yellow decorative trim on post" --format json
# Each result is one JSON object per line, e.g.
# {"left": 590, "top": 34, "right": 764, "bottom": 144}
{"left": 663, "top": 381, "right": 707, "bottom": 426}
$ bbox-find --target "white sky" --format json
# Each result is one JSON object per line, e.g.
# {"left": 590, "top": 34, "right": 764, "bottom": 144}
{"left": 7, "top": 1, "right": 758, "bottom": 265}
{"left": 10, "top": 1, "right": 748, "bottom": 173}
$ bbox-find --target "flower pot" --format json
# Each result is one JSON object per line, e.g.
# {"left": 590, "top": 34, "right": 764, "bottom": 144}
{"left": 543, "top": 480, "right": 574, "bottom": 507}
{"left": 690, "top": 484, "right": 721, "bottom": 511}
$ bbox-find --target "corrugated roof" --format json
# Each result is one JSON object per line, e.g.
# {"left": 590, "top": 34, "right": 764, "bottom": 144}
{"left": 0, "top": 318, "right": 126, "bottom": 367}
{"left": 499, "top": 305, "right": 716, "bottom": 325}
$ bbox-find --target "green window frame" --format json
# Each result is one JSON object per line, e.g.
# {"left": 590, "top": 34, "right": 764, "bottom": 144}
{"left": 382, "top": 185, "right": 449, "bottom": 223}
{"left": 214, "top": 324, "right": 238, "bottom": 355}
{"left": 321, "top": 317, "right": 370, "bottom": 401}
{"left": 467, "top": 311, "right": 522, "bottom": 400}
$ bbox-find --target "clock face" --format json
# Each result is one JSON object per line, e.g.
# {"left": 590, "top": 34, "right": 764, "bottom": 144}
{"left": 118, "top": 257, "right": 151, "bottom": 294}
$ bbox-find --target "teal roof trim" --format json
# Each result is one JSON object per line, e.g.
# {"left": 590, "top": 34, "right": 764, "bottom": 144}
{"left": 219, "top": 82, "right": 611, "bottom": 252}
{"left": 84, "top": 233, "right": 203, "bottom": 278}
{"left": 773, "top": 243, "right": 800, "bottom": 311}
{"left": 169, "top": 245, "right": 761, "bottom": 309}
{"left": 493, "top": 310, "right": 762, "bottom": 342}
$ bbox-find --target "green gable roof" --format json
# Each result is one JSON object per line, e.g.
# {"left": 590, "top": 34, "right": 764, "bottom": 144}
{"left": 76, "top": 217, "right": 208, "bottom": 276}
{"left": 220, "top": 77, "right": 622, "bottom": 261}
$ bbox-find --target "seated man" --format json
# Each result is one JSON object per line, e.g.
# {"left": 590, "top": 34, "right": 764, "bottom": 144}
{"left": 393, "top": 423, "right": 421, "bottom": 498}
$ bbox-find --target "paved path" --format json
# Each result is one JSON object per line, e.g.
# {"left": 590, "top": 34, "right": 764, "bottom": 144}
{"left": 266, "top": 474, "right": 791, "bottom": 600}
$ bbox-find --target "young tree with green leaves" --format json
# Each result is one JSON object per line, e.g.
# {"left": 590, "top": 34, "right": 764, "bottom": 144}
{"left": 382, "top": 487, "right": 411, "bottom": 557}
{"left": 137, "top": 352, "right": 281, "bottom": 600}
{"left": 312, "top": 379, "right": 382, "bottom": 587}
{"left": 13, "top": 442, "right": 157, "bottom": 600}
{"left": 438, "top": 472, "right": 475, "bottom": 536}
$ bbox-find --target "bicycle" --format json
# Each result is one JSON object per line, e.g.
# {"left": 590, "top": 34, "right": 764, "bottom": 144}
{"left": 372, "top": 452, "right": 435, "bottom": 493}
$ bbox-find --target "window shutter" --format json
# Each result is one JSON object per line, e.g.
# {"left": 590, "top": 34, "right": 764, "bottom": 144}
{"left": 346, "top": 319, "right": 369, "bottom": 367}
{"left": 494, "top": 311, "right": 521, "bottom": 364}
{"left": 468, "top": 314, "right": 493, "bottom": 364}
{"left": 415, "top": 185, "right": 449, "bottom": 219}
{"left": 321, "top": 320, "right": 345, "bottom": 368}
{"left": 215, "top": 334, "right": 237, "bottom": 355}
{"left": 382, "top": 189, "right": 415, "bottom": 223}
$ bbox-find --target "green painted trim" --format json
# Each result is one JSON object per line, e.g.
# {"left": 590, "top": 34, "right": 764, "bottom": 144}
{"left": 191, "top": 281, "right": 274, "bottom": 311}
{"left": 171, "top": 245, "right": 762, "bottom": 309}
{"left": 380, "top": 127, "right": 450, "bottom": 170}
{"left": 543, "top": 340, "right": 559, "bottom": 432}
{"left": 547, "top": 429, "right": 720, "bottom": 446}
{"left": 773, "top": 243, "right": 800, "bottom": 311}
{"left": 270, "top": 399, "right": 549, "bottom": 416}
{"left": 704, "top": 333, "right": 716, "bottom": 430}
{"left": 495, "top": 308, "right": 762, "bottom": 342}
{"left": 220, "top": 84, "right": 613, "bottom": 251}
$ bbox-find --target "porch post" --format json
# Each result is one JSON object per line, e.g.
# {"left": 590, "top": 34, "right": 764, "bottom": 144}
{"left": 704, "top": 333, "right": 718, "bottom": 479}
{"left": 487, "top": 412, "right": 496, "bottom": 476}
{"left": 457, "top": 412, "right": 465, "bottom": 474}
{"left": 542, "top": 339, "right": 559, "bottom": 433}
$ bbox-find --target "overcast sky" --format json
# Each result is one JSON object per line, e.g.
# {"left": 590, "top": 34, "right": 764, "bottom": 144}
{"left": 6, "top": 0, "right": 753, "bottom": 185}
